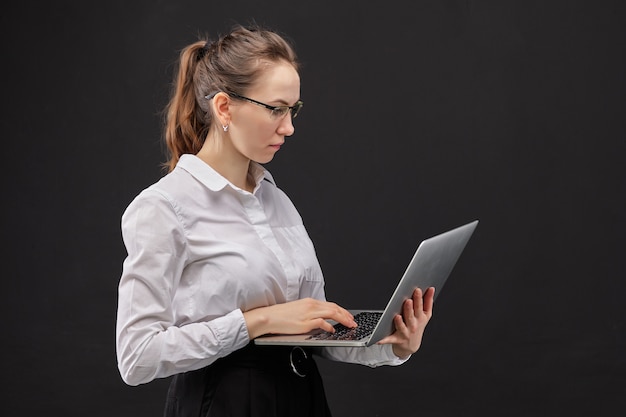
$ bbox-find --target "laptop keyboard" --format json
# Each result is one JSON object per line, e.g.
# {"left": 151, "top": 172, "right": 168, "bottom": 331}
{"left": 307, "top": 311, "right": 383, "bottom": 341}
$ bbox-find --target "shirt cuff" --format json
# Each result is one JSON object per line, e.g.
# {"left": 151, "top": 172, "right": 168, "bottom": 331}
{"left": 209, "top": 309, "right": 251, "bottom": 355}
{"left": 380, "top": 343, "right": 411, "bottom": 365}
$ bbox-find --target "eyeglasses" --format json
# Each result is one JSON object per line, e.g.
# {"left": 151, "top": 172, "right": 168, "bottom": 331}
{"left": 206, "top": 91, "right": 303, "bottom": 119}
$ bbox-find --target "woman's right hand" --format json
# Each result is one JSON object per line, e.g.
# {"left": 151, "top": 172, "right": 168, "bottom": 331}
{"left": 243, "top": 298, "right": 357, "bottom": 340}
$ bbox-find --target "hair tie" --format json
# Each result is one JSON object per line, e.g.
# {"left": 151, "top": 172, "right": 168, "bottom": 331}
{"left": 197, "top": 41, "right": 212, "bottom": 61}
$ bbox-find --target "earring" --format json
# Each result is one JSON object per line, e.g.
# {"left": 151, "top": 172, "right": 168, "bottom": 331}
{"left": 222, "top": 124, "right": 229, "bottom": 132}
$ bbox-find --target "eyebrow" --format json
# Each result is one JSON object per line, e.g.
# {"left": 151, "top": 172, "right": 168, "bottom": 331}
{"left": 266, "top": 97, "right": 299, "bottom": 106}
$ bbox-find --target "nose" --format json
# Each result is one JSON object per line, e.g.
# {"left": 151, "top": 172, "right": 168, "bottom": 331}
{"left": 277, "top": 114, "right": 295, "bottom": 137}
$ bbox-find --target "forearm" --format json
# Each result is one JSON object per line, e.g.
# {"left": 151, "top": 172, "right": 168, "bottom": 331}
{"left": 318, "top": 343, "right": 409, "bottom": 367}
{"left": 116, "top": 309, "right": 249, "bottom": 386}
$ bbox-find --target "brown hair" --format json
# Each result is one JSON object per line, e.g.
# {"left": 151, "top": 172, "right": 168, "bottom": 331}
{"left": 162, "top": 24, "right": 300, "bottom": 172}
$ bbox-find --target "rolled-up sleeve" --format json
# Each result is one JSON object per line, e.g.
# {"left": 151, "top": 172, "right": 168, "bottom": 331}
{"left": 318, "top": 343, "right": 409, "bottom": 368}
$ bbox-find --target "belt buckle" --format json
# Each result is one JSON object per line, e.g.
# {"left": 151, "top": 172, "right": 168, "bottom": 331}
{"left": 289, "top": 346, "right": 309, "bottom": 377}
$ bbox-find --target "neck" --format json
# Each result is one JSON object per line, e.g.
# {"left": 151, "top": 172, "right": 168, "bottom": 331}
{"left": 196, "top": 140, "right": 253, "bottom": 192}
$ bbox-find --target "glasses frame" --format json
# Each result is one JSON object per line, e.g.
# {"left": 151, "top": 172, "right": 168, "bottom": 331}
{"left": 205, "top": 91, "right": 303, "bottom": 119}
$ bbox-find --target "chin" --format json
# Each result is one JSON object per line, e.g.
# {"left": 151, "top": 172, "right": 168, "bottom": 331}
{"left": 254, "top": 154, "right": 276, "bottom": 164}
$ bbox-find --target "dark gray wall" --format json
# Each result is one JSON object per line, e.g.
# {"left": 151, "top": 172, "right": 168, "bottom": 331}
{"left": 3, "top": 1, "right": 625, "bottom": 416}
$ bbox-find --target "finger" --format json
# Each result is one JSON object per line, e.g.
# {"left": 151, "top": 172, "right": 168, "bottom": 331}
{"left": 314, "top": 317, "right": 337, "bottom": 333}
{"left": 393, "top": 313, "right": 408, "bottom": 335}
{"left": 377, "top": 334, "right": 399, "bottom": 345}
{"left": 403, "top": 298, "right": 416, "bottom": 322}
{"left": 320, "top": 302, "right": 357, "bottom": 328}
{"left": 412, "top": 288, "right": 423, "bottom": 315}
{"left": 378, "top": 315, "right": 407, "bottom": 345}
{"left": 422, "top": 287, "right": 435, "bottom": 314}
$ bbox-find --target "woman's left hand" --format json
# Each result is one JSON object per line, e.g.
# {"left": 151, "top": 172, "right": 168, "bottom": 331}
{"left": 377, "top": 287, "right": 435, "bottom": 359}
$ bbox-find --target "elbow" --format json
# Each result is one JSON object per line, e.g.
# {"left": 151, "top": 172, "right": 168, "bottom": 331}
{"left": 117, "top": 338, "right": 158, "bottom": 386}
{"left": 119, "top": 370, "right": 140, "bottom": 387}
{"left": 118, "top": 358, "right": 155, "bottom": 386}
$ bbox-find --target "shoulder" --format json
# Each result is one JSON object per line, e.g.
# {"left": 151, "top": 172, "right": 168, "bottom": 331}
{"left": 122, "top": 168, "right": 191, "bottom": 222}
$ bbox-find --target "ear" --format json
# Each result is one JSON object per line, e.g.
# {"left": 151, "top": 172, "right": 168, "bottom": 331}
{"left": 211, "top": 92, "right": 231, "bottom": 126}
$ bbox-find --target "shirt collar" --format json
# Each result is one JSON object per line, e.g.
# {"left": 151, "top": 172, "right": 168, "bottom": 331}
{"left": 176, "top": 154, "right": 275, "bottom": 192}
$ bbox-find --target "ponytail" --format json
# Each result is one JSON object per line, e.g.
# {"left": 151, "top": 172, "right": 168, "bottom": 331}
{"left": 163, "top": 40, "right": 210, "bottom": 172}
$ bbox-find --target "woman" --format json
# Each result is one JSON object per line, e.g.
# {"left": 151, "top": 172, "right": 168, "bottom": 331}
{"left": 116, "top": 24, "right": 435, "bottom": 417}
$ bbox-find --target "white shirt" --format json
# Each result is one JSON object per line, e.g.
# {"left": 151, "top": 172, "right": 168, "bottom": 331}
{"left": 116, "top": 154, "right": 406, "bottom": 386}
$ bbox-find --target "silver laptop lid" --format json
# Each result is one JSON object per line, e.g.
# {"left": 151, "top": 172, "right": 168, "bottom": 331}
{"left": 365, "top": 220, "right": 478, "bottom": 346}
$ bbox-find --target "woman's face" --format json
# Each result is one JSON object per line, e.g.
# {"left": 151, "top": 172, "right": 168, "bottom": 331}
{"left": 228, "top": 60, "right": 301, "bottom": 164}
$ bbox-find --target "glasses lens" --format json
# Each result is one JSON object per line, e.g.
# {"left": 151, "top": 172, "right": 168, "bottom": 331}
{"left": 271, "top": 107, "right": 290, "bottom": 119}
{"left": 291, "top": 101, "right": 303, "bottom": 119}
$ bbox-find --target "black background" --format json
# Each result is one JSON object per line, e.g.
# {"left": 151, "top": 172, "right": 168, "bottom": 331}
{"left": 3, "top": 1, "right": 625, "bottom": 416}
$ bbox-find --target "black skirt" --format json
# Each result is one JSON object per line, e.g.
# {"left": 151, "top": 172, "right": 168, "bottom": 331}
{"left": 164, "top": 342, "right": 333, "bottom": 417}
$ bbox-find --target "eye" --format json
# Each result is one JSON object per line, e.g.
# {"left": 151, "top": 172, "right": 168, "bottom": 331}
{"left": 271, "top": 106, "right": 290, "bottom": 118}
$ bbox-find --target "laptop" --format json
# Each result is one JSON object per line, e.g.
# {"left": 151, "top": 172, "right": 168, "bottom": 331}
{"left": 254, "top": 219, "right": 478, "bottom": 347}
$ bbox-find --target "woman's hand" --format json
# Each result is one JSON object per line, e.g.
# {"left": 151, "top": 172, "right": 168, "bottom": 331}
{"left": 377, "top": 287, "right": 435, "bottom": 359}
{"left": 244, "top": 298, "right": 357, "bottom": 340}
